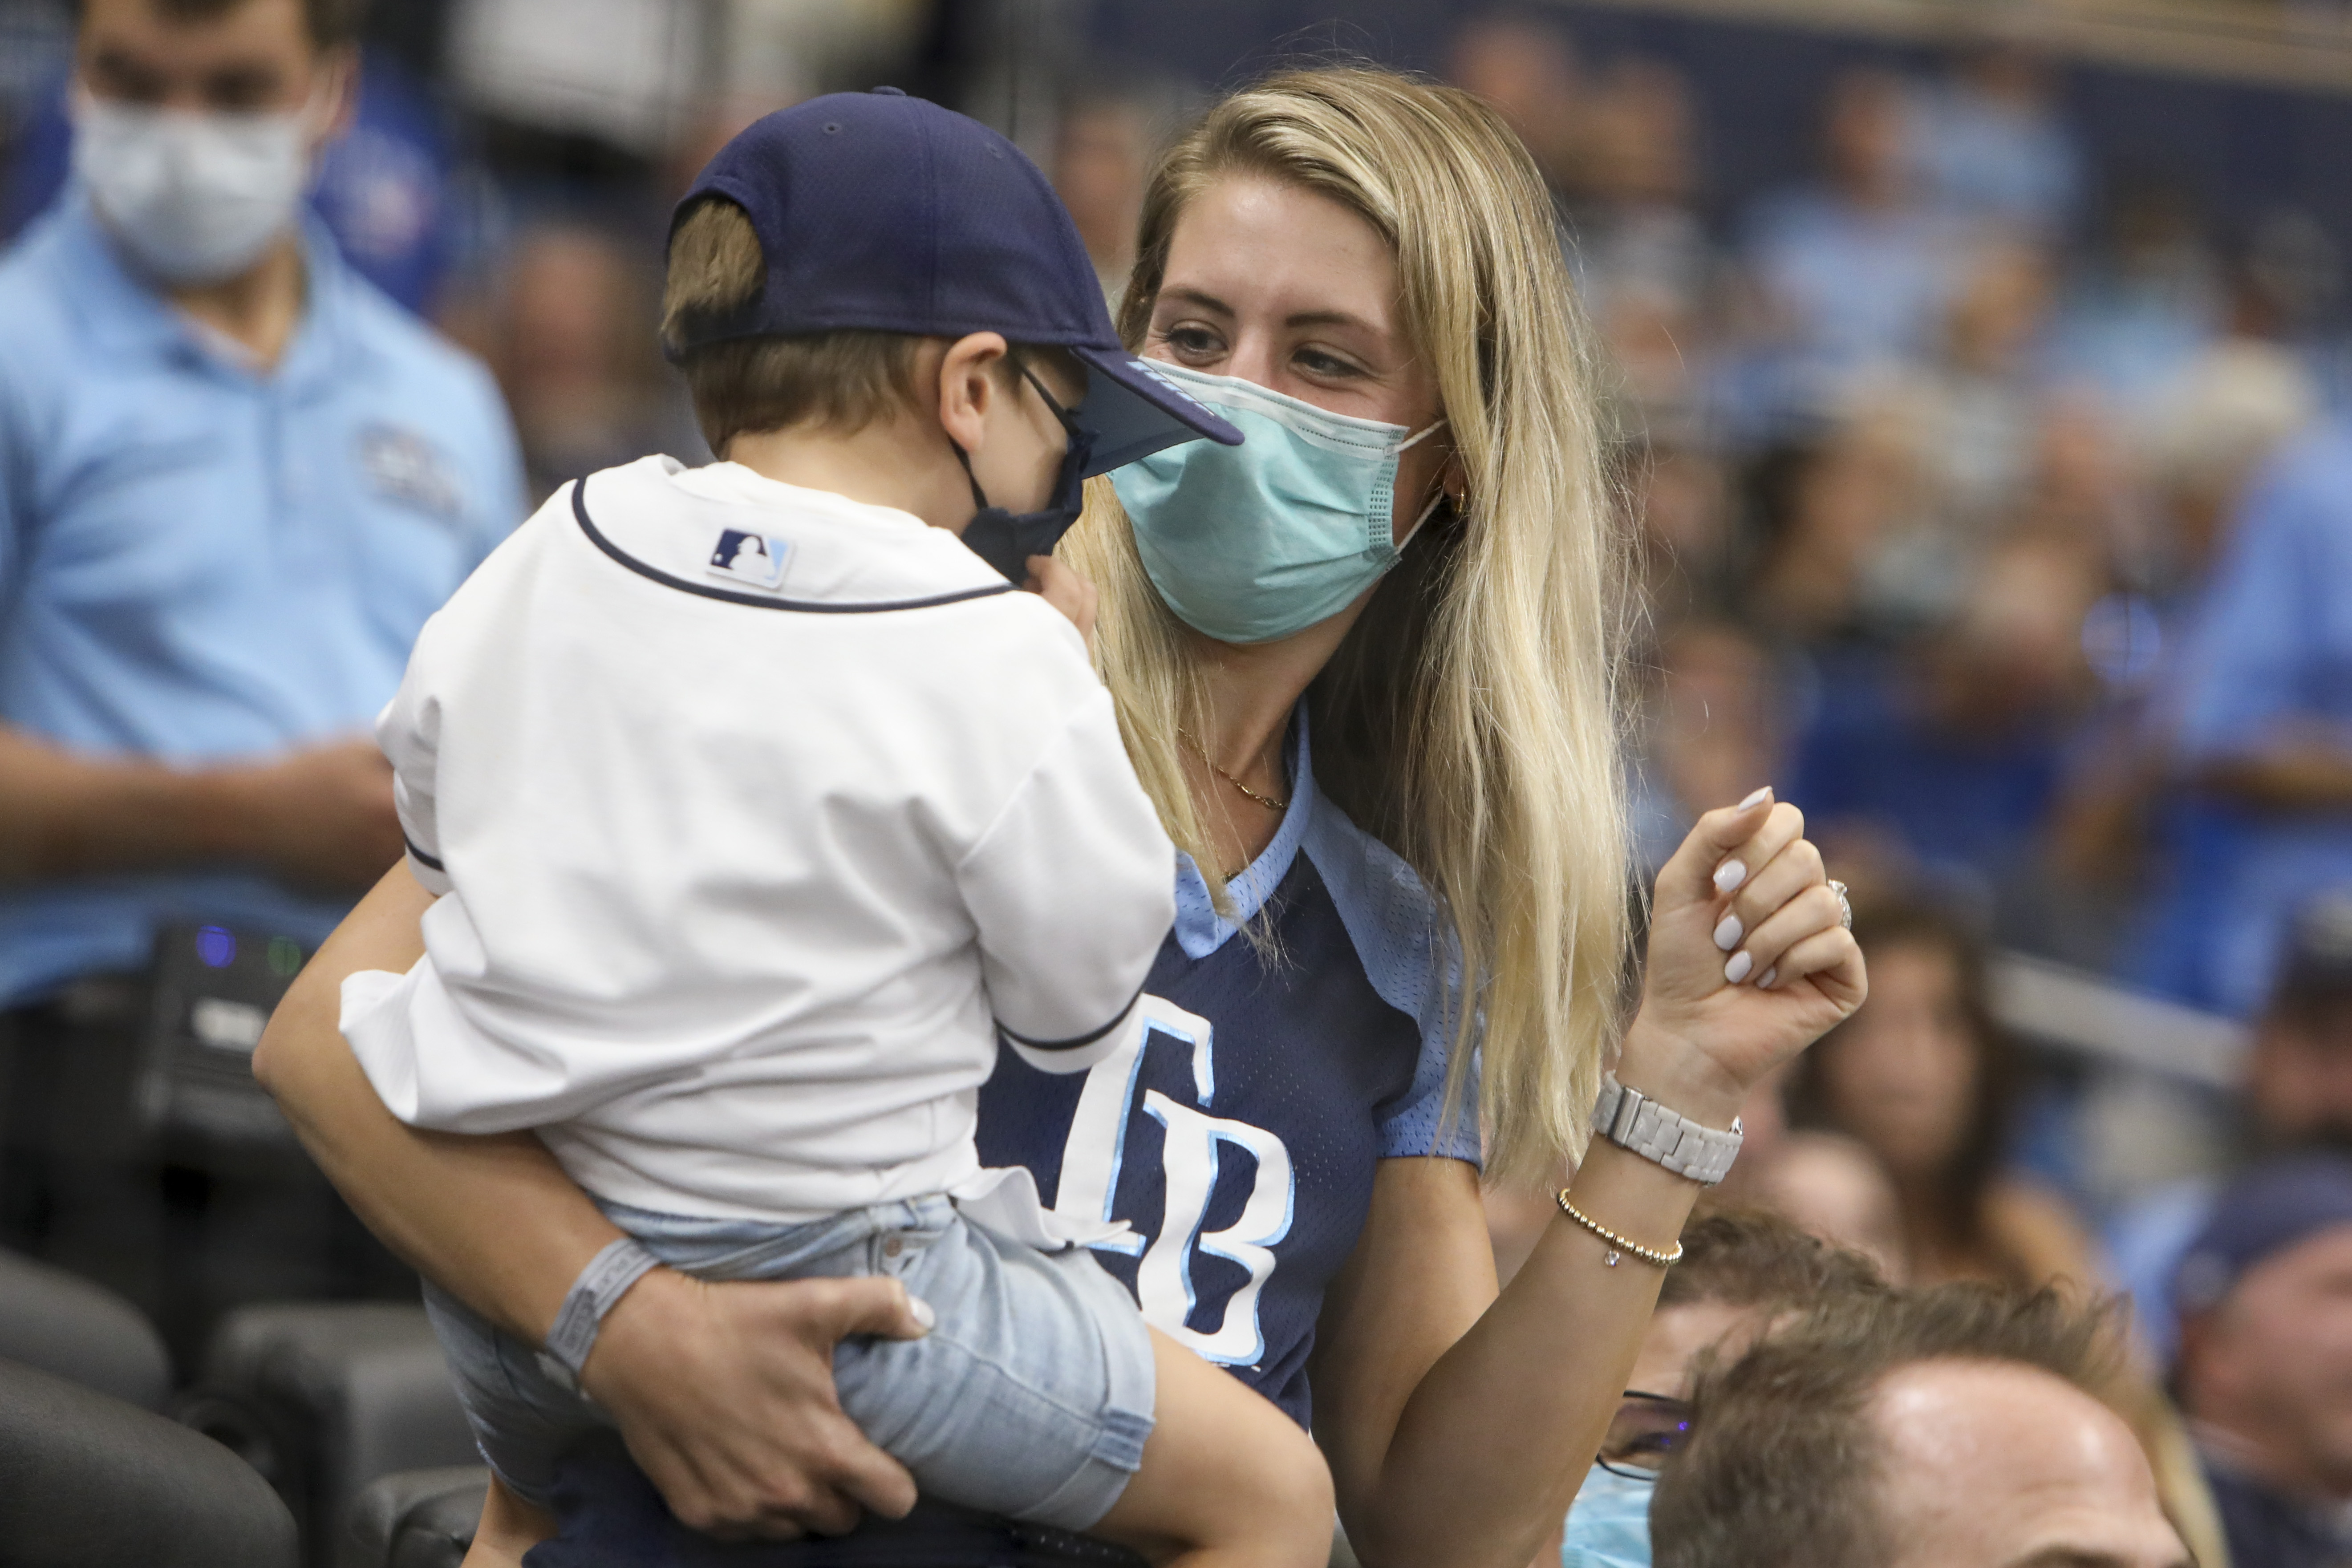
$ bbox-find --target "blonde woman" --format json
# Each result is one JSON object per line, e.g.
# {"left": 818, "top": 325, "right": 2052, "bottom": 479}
{"left": 257, "top": 68, "right": 1862, "bottom": 1567}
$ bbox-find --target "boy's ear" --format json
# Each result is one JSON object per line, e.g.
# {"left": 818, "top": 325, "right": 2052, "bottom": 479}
{"left": 935, "top": 331, "right": 1011, "bottom": 456}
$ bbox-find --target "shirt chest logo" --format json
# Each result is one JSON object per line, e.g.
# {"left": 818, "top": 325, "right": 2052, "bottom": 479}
{"left": 356, "top": 424, "right": 464, "bottom": 523}
{"left": 707, "top": 528, "right": 792, "bottom": 590}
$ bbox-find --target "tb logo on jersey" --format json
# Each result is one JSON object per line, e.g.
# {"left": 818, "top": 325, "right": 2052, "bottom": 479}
{"left": 1050, "top": 996, "right": 1295, "bottom": 1366}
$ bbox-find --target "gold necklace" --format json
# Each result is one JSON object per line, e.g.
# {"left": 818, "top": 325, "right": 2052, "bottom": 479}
{"left": 1180, "top": 729, "right": 1290, "bottom": 813}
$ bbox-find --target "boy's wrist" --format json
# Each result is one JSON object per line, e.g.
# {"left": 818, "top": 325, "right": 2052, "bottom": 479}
{"left": 537, "top": 1236, "right": 663, "bottom": 1394}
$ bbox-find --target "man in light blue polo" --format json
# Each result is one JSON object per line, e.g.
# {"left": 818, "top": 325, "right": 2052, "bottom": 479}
{"left": 0, "top": 0, "right": 520, "bottom": 1331}
{"left": 2165, "top": 420, "right": 2352, "bottom": 1018}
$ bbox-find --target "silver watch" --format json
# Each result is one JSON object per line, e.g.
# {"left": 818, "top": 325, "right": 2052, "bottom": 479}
{"left": 1590, "top": 1072, "right": 1743, "bottom": 1185}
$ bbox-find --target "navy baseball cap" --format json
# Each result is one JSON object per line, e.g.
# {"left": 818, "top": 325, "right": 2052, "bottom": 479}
{"left": 2173, "top": 1153, "right": 2352, "bottom": 1319}
{"left": 668, "top": 87, "right": 1240, "bottom": 474}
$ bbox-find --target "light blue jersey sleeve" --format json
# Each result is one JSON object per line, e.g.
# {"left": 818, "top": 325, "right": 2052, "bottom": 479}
{"left": 1303, "top": 803, "right": 1484, "bottom": 1166}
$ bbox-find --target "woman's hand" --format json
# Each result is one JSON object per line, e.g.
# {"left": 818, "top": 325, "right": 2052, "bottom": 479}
{"left": 581, "top": 1267, "right": 934, "bottom": 1539}
{"left": 1621, "top": 788, "right": 1865, "bottom": 1126}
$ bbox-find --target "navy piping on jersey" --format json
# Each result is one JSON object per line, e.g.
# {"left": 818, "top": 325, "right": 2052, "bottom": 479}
{"left": 995, "top": 983, "right": 1150, "bottom": 1051}
{"left": 404, "top": 836, "right": 445, "bottom": 873}
{"left": 571, "top": 480, "right": 1017, "bottom": 615}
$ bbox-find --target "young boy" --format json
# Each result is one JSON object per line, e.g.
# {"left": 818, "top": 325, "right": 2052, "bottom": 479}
{"left": 337, "top": 91, "right": 1333, "bottom": 1565}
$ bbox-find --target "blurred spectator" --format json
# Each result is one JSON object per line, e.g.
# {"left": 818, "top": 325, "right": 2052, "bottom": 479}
{"left": 462, "top": 220, "right": 697, "bottom": 500}
{"left": 1561, "top": 1210, "right": 1888, "bottom": 1568}
{"left": 2164, "top": 415, "right": 2352, "bottom": 1017}
{"left": 1444, "top": 11, "right": 1583, "bottom": 199}
{"left": 1740, "top": 413, "right": 1921, "bottom": 648}
{"left": 1789, "top": 904, "right": 2102, "bottom": 1291}
{"left": 1050, "top": 79, "right": 1180, "bottom": 308}
{"left": 1744, "top": 1132, "right": 1910, "bottom": 1285}
{"left": 1790, "top": 533, "right": 2108, "bottom": 916}
{"left": 2174, "top": 1154, "right": 2352, "bottom": 1568}
{"left": 2055, "top": 342, "right": 2316, "bottom": 960}
{"left": 1650, "top": 1285, "right": 2191, "bottom": 1568}
{"left": 1901, "top": 237, "right": 2057, "bottom": 542}
{"left": 1630, "top": 445, "right": 1734, "bottom": 626}
{"left": 1630, "top": 619, "right": 1781, "bottom": 875}
{"left": 0, "top": 0, "right": 521, "bottom": 1337}
{"left": 2111, "top": 890, "right": 2352, "bottom": 1360}
{"left": 2140, "top": 336, "right": 2321, "bottom": 595}
{"left": 2048, "top": 179, "right": 2222, "bottom": 426}
{"left": 1904, "top": 42, "right": 2080, "bottom": 235}
{"left": 1568, "top": 60, "right": 1714, "bottom": 442}
{"left": 5, "top": 49, "right": 461, "bottom": 312}
{"left": 1734, "top": 69, "right": 1964, "bottom": 425}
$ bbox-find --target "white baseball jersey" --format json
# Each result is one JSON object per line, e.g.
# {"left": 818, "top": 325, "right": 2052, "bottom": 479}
{"left": 341, "top": 457, "right": 1176, "bottom": 1224}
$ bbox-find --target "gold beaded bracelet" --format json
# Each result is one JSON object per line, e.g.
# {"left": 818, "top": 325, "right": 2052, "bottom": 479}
{"left": 1556, "top": 1190, "right": 1684, "bottom": 1269}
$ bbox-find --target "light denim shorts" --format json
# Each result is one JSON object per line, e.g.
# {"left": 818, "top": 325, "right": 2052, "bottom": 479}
{"left": 424, "top": 1194, "right": 1156, "bottom": 1533}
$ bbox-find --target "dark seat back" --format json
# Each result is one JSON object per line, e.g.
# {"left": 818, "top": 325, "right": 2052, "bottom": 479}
{"left": 0, "top": 1354, "right": 297, "bottom": 1567}
{"left": 0, "top": 1244, "right": 171, "bottom": 1409}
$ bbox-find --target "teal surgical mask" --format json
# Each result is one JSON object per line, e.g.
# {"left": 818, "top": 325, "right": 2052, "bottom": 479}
{"left": 1109, "top": 360, "right": 1446, "bottom": 645}
{"left": 1561, "top": 1463, "right": 1654, "bottom": 1568}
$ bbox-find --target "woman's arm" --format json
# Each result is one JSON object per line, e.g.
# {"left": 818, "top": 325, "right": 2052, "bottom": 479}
{"left": 1313, "top": 796, "right": 1865, "bottom": 1568}
{"left": 252, "top": 863, "right": 927, "bottom": 1537}
{"left": 253, "top": 864, "right": 616, "bottom": 1337}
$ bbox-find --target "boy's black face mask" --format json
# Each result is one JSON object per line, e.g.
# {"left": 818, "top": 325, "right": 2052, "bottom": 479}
{"left": 956, "top": 363, "right": 1095, "bottom": 582}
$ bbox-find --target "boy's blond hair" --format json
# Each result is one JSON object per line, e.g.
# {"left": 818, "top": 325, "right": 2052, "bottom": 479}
{"left": 662, "top": 199, "right": 924, "bottom": 454}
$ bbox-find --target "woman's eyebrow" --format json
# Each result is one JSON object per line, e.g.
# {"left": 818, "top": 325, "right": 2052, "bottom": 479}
{"left": 1284, "top": 308, "right": 1379, "bottom": 334}
{"left": 1159, "top": 286, "right": 1233, "bottom": 316}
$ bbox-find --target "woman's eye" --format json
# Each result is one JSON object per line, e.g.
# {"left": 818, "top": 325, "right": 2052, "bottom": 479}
{"left": 1294, "top": 348, "right": 1363, "bottom": 378}
{"left": 1159, "top": 325, "right": 1224, "bottom": 359}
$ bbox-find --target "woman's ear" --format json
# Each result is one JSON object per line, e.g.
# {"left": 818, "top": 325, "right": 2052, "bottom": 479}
{"left": 1442, "top": 454, "right": 1468, "bottom": 506}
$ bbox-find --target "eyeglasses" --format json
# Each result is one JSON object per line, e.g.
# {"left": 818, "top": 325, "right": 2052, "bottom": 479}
{"left": 1595, "top": 1390, "right": 1693, "bottom": 1481}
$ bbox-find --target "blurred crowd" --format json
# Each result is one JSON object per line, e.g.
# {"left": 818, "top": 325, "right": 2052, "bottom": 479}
{"left": 15, "top": 0, "right": 2352, "bottom": 1563}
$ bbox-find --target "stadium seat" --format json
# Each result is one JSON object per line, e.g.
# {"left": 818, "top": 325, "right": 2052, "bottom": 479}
{"left": 175, "top": 1303, "right": 479, "bottom": 1567}
{"left": 0, "top": 1244, "right": 171, "bottom": 1409}
{"left": 338, "top": 1466, "right": 487, "bottom": 1568}
{"left": 0, "top": 1353, "right": 297, "bottom": 1566}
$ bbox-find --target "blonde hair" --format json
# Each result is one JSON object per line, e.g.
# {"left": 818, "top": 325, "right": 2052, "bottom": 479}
{"left": 1060, "top": 66, "right": 1635, "bottom": 1184}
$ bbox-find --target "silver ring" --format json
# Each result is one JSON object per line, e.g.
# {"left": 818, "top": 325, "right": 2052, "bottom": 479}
{"left": 1828, "top": 879, "right": 1852, "bottom": 931}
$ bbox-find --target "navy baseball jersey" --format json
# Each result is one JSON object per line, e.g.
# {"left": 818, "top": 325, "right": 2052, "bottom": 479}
{"left": 979, "top": 713, "right": 1482, "bottom": 1429}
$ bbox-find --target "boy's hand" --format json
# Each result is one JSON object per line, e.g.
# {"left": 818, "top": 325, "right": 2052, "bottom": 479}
{"left": 1024, "top": 556, "right": 1097, "bottom": 651}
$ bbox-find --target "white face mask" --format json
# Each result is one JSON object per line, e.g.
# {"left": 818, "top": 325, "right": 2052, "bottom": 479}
{"left": 71, "top": 92, "right": 317, "bottom": 284}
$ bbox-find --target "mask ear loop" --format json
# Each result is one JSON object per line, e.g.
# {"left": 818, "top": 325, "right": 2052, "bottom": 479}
{"left": 1396, "top": 418, "right": 1453, "bottom": 547}
{"left": 1396, "top": 417, "right": 1448, "bottom": 453}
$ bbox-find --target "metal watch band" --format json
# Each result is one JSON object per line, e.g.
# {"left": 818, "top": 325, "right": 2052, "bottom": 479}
{"left": 1590, "top": 1072, "right": 1744, "bottom": 1185}
{"left": 535, "top": 1236, "right": 661, "bottom": 1394}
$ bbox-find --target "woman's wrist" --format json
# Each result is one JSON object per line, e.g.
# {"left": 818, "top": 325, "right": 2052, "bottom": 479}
{"left": 1612, "top": 1014, "right": 1749, "bottom": 1131}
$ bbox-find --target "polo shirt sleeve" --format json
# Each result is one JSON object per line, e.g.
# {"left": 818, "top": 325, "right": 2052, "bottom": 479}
{"left": 374, "top": 632, "right": 451, "bottom": 895}
{"left": 2173, "top": 446, "right": 2332, "bottom": 764}
{"left": 957, "top": 685, "right": 1175, "bottom": 1076}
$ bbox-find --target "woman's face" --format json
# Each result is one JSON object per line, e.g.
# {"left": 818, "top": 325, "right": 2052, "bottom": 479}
{"left": 1817, "top": 940, "right": 1979, "bottom": 1179}
{"left": 1141, "top": 174, "right": 1453, "bottom": 535}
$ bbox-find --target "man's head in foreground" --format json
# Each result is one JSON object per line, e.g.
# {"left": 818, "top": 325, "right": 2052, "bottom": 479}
{"left": 1650, "top": 1285, "right": 2190, "bottom": 1568}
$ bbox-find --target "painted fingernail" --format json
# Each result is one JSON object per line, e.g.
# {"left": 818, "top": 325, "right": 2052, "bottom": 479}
{"left": 909, "top": 1296, "right": 937, "bottom": 1333}
{"left": 1759, "top": 966, "right": 1778, "bottom": 990}
{"left": 1738, "top": 786, "right": 1774, "bottom": 811}
{"left": 1724, "top": 950, "right": 1754, "bottom": 985}
{"left": 1714, "top": 859, "right": 1748, "bottom": 895}
{"left": 1713, "top": 913, "right": 1743, "bottom": 952}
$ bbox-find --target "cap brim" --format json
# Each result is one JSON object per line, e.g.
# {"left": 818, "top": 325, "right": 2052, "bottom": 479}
{"left": 1071, "top": 347, "right": 1244, "bottom": 476}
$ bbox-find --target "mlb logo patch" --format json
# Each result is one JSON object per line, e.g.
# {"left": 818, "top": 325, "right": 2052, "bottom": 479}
{"left": 707, "top": 528, "right": 791, "bottom": 590}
